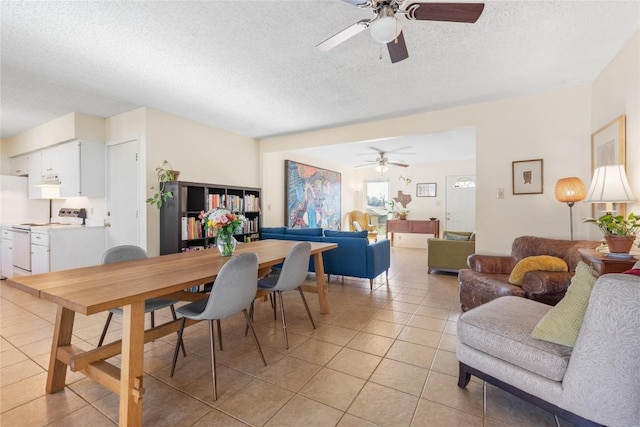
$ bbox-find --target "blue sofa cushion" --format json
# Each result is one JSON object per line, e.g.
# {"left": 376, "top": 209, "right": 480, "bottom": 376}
{"left": 261, "top": 226, "right": 286, "bottom": 234}
{"left": 324, "top": 230, "right": 369, "bottom": 240}
{"left": 285, "top": 228, "right": 323, "bottom": 236}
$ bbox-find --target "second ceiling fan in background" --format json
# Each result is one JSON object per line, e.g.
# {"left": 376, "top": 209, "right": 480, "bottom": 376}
{"left": 316, "top": 0, "right": 485, "bottom": 63}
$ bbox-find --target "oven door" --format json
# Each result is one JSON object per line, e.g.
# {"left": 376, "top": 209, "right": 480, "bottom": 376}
{"left": 11, "top": 227, "right": 31, "bottom": 273}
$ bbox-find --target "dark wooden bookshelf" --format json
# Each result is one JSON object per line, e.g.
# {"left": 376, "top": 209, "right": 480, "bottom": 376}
{"left": 160, "top": 181, "right": 261, "bottom": 255}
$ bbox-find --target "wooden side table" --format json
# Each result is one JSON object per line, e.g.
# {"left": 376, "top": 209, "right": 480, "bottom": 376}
{"left": 578, "top": 248, "right": 639, "bottom": 276}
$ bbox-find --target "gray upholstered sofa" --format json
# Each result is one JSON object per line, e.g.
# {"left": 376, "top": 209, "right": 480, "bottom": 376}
{"left": 456, "top": 271, "right": 640, "bottom": 426}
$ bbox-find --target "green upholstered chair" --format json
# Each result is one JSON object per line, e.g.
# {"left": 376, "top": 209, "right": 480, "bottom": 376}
{"left": 427, "top": 231, "right": 476, "bottom": 274}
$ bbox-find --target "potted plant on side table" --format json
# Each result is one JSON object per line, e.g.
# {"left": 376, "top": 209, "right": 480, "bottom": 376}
{"left": 583, "top": 212, "right": 640, "bottom": 254}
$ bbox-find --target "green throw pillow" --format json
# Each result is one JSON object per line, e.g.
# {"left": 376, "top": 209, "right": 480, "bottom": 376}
{"left": 530, "top": 261, "right": 598, "bottom": 347}
{"left": 444, "top": 233, "right": 470, "bottom": 241}
{"left": 508, "top": 255, "right": 568, "bottom": 285}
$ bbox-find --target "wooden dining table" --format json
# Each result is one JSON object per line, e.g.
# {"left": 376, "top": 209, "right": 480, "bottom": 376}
{"left": 5, "top": 239, "right": 337, "bottom": 427}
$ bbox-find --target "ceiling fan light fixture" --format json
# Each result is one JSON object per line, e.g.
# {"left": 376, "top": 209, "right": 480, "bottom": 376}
{"left": 375, "top": 164, "right": 389, "bottom": 173}
{"left": 370, "top": 9, "right": 401, "bottom": 43}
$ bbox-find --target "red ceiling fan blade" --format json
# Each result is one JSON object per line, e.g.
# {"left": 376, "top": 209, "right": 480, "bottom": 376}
{"left": 316, "top": 19, "right": 370, "bottom": 51}
{"left": 405, "top": 2, "right": 485, "bottom": 23}
{"left": 387, "top": 31, "right": 409, "bottom": 63}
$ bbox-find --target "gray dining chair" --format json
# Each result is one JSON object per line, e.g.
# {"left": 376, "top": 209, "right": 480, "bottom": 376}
{"left": 97, "top": 245, "right": 186, "bottom": 357}
{"left": 252, "top": 241, "right": 315, "bottom": 349}
{"left": 170, "top": 252, "right": 266, "bottom": 401}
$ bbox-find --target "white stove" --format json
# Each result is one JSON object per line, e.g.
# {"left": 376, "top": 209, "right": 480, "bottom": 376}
{"left": 10, "top": 208, "right": 105, "bottom": 276}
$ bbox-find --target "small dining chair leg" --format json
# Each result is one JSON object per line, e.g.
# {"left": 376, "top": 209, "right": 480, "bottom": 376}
{"left": 208, "top": 319, "right": 218, "bottom": 401}
{"left": 298, "top": 288, "right": 316, "bottom": 329}
{"left": 277, "top": 291, "right": 289, "bottom": 349}
{"left": 216, "top": 319, "right": 223, "bottom": 351}
{"left": 97, "top": 312, "right": 113, "bottom": 347}
{"left": 243, "top": 309, "right": 266, "bottom": 366}
{"left": 244, "top": 301, "right": 255, "bottom": 337}
{"left": 271, "top": 293, "right": 277, "bottom": 320}
{"left": 170, "top": 305, "right": 186, "bottom": 357}
{"left": 170, "top": 317, "right": 187, "bottom": 377}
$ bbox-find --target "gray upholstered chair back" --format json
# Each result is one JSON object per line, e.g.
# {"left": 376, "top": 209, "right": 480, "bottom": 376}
{"left": 102, "top": 245, "right": 148, "bottom": 264}
{"left": 194, "top": 252, "right": 259, "bottom": 320}
{"left": 270, "top": 242, "right": 311, "bottom": 292}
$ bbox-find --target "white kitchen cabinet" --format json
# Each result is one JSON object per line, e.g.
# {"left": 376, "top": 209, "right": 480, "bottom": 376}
{"left": 31, "top": 240, "right": 50, "bottom": 274}
{"left": 10, "top": 154, "right": 30, "bottom": 177}
{"left": 28, "top": 152, "right": 44, "bottom": 199}
{"left": 1, "top": 228, "right": 13, "bottom": 279}
{"left": 28, "top": 140, "right": 105, "bottom": 199}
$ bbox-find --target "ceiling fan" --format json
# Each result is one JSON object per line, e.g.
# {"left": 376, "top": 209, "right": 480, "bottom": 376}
{"left": 316, "top": 0, "right": 485, "bottom": 63}
{"left": 356, "top": 146, "right": 413, "bottom": 171}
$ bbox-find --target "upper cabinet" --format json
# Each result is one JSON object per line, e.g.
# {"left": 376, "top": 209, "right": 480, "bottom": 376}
{"left": 28, "top": 140, "right": 105, "bottom": 199}
{"left": 9, "top": 154, "right": 30, "bottom": 176}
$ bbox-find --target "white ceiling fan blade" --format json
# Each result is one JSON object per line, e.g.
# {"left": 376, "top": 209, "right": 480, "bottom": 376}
{"left": 387, "top": 161, "right": 409, "bottom": 167}
{"left": 316, "top": 19, "right": 370, "bottom": 51}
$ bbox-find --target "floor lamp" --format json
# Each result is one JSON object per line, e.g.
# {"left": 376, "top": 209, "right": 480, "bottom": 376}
{"left": 554, "top": 177, "right": 586, "bottom": 240}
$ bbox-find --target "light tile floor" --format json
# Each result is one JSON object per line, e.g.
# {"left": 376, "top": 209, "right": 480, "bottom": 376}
{"left": 0, "top": 247, "right": 573, "bottom": 426}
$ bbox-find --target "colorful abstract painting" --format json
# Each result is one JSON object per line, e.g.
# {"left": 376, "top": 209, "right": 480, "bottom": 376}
{"left": 285, "top": 160, "right": 341, "bottom": 229}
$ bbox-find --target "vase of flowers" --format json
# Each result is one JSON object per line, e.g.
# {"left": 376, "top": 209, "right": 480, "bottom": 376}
{"left": 199, "top": 208, "right": 246, "bottom": 256}
{"left": 583, "top": 212, "right": 640, "bottom": 253}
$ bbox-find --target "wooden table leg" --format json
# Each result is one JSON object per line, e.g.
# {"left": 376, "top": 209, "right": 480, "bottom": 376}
{"left": 312, "top": 253, "right": 329, "bottom": 314}
{"left": 46, "top": 306, "right": 75, "bottom": 393}
{"left": 119, "top": 301, "right": 145, "bottom": 426}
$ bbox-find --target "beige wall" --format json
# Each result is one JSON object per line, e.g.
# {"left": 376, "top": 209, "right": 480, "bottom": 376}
{"left": 1, "top": 112, "right": 105, "bottom": 161}
{"left": 144, "top": 108, "right": 259, "bottom": 255}
{"left": 590, "top": 31, "right": 639, "bottom": 246}
{"left": 262, "top": 85, "right": 593, "bottom": 254}
{"left": 262, "top": 150, "right": 357, "bottom": 231}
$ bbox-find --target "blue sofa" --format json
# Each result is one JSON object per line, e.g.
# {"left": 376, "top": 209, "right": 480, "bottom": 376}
{"left": 260, "top": 227, "right": 391, "bottom": 290}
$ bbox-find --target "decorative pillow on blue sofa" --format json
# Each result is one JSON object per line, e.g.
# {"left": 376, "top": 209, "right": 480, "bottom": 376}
{"left": 324, "top": 230, "right": 369, "bottom": 239}
{"left": 261, "top": 227, "right": 286, "bottom": 234}
{"left": 285, "top": 228, "right": 323, "bottom": 236}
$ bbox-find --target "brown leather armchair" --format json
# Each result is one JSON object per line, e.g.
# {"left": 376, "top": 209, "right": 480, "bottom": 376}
{"left": 458, "top": 236, "right": 599, "bottom": 311}
{"left": 348, "top": 210, "right": 378, "bottom": 241}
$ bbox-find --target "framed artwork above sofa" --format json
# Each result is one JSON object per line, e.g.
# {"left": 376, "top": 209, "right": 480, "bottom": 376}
{"left": 285, "top": 160, "right": 341, "bottom": 229}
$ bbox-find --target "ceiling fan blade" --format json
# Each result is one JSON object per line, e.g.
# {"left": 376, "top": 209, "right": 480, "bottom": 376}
{"left": 387, "top": 161, "right": 410, "bottom": 167}
{"left": 384, "top": 145, "right": 415, "bottom": 154}
{"left": 405, "top": 2, "right": 485, "bottom": 23}
{"left": 355, "top": 162, "right": 377, "bottom": 168}
{"left": 387, "top": 31, "right": 409, "bottom": 63}
{"left": 341, "top": 0, "right": 372, "bottom": 7}
{"left": 316, "top": 19, "right": 370, "bottom": 51}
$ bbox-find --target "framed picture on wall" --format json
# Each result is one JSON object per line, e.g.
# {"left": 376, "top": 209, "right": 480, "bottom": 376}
{"left": 416, "top": 183, "right": 437, "bottom": 197}
{"left": 284, "top": 160, "right": 341, "bottom": 230}
{"left": 512, "top": 159, "right": 543, "bottom": 195}
{"left": 591, "top": 115, "right": 626, "bottom": 217}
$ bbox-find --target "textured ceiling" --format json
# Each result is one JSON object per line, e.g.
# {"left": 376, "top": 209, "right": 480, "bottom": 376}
{"left": 1, "top": 1, "right": 639, "bottom": 152}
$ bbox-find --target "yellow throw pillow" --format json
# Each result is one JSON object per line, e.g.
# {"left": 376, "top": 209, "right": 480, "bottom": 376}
{"left": 508, "top": 255, "right": 568, "bottom": 285}
{"left": 530, "top": 261, "right": 598, "bottom": 347}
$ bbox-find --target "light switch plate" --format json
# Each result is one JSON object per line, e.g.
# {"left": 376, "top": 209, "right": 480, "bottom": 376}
{"left": 497, "top": 188, "right": 505, "bottom": 199}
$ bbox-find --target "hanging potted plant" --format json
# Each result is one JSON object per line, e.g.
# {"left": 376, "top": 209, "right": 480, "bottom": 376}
{"left": 583, "top": 212, "right": 640, "bottom": 253}
{"left": 146, "top": 160, "right": 179, "bottom": 209}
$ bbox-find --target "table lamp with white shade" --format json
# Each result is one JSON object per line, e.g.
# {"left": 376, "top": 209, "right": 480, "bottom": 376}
{"left": 583, "top": 164, "right": 636, "bottom": 214}
{"left": 583, "top": 164, "right": 638, "bottom": 253}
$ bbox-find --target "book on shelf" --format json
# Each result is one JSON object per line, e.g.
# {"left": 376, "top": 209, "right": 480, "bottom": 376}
{"left": 182, "top": 217, "right": 203, "bottom": 240}
{"left": 207, "top": 194, "right": 225, "bottom": 211}
{"left": 244, "top": 194, "right": 260, "bottom": 211}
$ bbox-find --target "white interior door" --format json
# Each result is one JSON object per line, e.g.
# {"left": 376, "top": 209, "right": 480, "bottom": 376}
{"left": 106, "top": 140, "right": 141, "bottom": 249}
{"left": 445, "top": 174, "right": 476, "bottom": 232}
